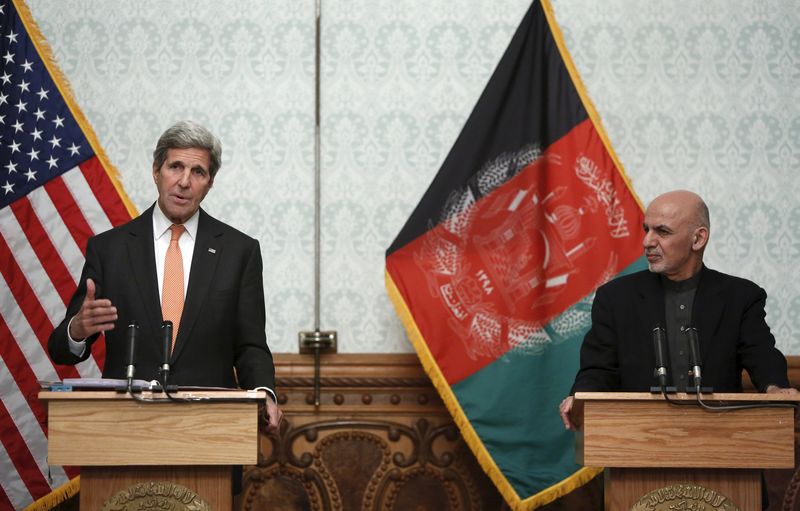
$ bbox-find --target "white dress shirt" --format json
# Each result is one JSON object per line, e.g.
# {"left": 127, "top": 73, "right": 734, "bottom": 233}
{"left": 67, "top": 205, "right": 199, "bottom": 354}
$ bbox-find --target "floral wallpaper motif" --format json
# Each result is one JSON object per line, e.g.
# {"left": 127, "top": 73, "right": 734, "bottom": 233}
{"left": 26, "top": 0, "right": 800, "bottom": 354}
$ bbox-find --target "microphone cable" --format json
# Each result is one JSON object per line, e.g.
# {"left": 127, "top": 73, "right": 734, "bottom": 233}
{"left": 694, "top": 387, "right": 798, "bottom": 412}
{"left": 652, "top": 324, "right": 695, "bottom": 406}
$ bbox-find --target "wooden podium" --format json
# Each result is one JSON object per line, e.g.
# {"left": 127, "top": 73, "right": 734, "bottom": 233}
{"left": 573, "top": 392, "right": 799, "bottom": 511}
{"left": 39, "top": 389, "right": 265, "bottom": 511}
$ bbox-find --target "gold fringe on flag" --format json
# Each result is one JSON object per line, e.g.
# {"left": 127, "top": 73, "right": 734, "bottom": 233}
{"left": 22, "top": 476, "right": 80, "bottom": 511}
{"left": 539, "top": 0, "right": 643, "bottom": 211}
{"left": 385, "top": 271, "right": 603, "bottom": 511}
{"left": 12, "top": 0, "right": 139, "bottom": 218}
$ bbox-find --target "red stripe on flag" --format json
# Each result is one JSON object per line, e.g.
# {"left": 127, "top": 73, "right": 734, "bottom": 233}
{"left": 63, "top": 463, "right": 79, "bottom": 481}
{"left": 43, "top": 169, "right": 111, "bottom": 374}
{"left": 43, "top": 177, "right": 93, "bottom": 255}
{"left": 0, "top": 398, "right": 50, "bottom": 501}
{"left": 0, "top": 484, "right": 14, "bottom": 511}
{"left": 0, "top": 318, "right": 48, "bottom": 432}
{"left": 79, "top": 157, "right": 134, "bottom": 228}
{"left": 9, "top": 198, "right": 76, "bottom": 307}
{"left": 388, "top": 119, "right": 644, "bottom": 384}
{"left": 0, "top": 236, "right": 79, "bottom": 381}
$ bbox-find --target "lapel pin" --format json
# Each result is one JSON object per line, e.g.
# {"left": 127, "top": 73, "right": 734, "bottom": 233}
{"left": 208, "top": 248, "right": 216, "bottom": 254}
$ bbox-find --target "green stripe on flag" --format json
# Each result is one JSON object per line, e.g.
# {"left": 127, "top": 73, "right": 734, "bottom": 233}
{"left": 451, "top": 256, "right": 647, "bottom": 498}
{"left": 453, "top": 343, "right": 582, "bottom": 496}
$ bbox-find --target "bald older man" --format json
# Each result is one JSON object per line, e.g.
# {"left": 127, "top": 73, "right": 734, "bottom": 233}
{"left": 560, "top": 190, "right": 796, "bottom": 431}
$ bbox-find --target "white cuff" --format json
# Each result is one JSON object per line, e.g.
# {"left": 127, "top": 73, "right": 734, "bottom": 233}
{"left": 66, "top": 316, "right": 88, "bottom": 357}
{"left": 252, "top": 386, "right": 277, "bottom": 403}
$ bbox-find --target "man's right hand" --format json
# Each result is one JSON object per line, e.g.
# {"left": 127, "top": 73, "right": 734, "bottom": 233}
{"left": 68, "top": 278, "right": 117, "bottom": 340}
{"left": 559, "top": 395, "right": 577, "bottom": 430}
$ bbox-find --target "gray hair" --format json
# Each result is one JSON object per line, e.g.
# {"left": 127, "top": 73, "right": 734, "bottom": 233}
{"left": 695, "top": 197, "right": 710, "bottom": 230}
{"left": 152, "top": 120, "right": 222, "bottom": 179}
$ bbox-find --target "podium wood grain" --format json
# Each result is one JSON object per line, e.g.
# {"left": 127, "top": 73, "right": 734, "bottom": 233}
{"left": 42, "top": 390, "right": 261, "bottom": 466}
{"left": 40, "top": 390, "right": 263, "bottom": 510}
{"left": 574, "top": 392, "right": 799, "bottom": 511}
{"left": 575, "top": 392, "right": 797, "bottom": 469}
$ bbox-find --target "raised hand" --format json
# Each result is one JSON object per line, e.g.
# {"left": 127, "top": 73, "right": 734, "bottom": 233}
{"left": 68, "top": 278, "right": 117, "bottom": 340}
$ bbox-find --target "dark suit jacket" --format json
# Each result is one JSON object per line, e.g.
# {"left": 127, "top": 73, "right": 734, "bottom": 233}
{"left": 571, "top": 266, "right": 789, "bottom": 393}
{"left": 48, "top": 205, "right": 275, "bottom": 391}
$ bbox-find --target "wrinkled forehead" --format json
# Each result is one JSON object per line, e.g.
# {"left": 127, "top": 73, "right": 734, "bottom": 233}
{"left": 644, "top": 198, "right": 690, "bottom": 227}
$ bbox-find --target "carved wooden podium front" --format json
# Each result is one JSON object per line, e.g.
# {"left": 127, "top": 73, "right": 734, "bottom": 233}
{"left": 573, "top": 392, "right": 799, "bottom": 511}
{"left": 40, "top": 389, "right": 265, "bottom": 511}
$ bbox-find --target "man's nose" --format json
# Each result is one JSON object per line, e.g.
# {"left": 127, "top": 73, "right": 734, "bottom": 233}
{"left": 643, "top": 231, "right": 655, "bottom": 248}
{"left": 177, "top": 169, "right": 191, "bottom": 187}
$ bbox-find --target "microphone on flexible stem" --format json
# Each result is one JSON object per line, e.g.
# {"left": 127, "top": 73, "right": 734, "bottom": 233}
{"left": 160, "top": 320, "right": 173, "bottom": 390}
{"left": 125, "top": 321, "right": 139, "bottom": 392}
{"left": 685, "top": 326, "right": 703, "bottom": 391}
{"left": 652, "top": 324, "right": 669, "bottom": 390}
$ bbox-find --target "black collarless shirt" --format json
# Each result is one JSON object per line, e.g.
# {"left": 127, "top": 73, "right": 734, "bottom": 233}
{"left": 662, "top": 271, "right": 701, "bottom": 391}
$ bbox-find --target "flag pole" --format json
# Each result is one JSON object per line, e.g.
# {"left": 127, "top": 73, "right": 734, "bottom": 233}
{"left": 299, "top": 0, "right": 337, "bottom": 405}
{"left": 314, "top": 0, "right": 321, "bottom": 332}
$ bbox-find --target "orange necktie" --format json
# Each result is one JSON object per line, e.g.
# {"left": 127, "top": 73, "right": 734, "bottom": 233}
{"left": 162, "top": 224, "right": 185, "bottom": 350}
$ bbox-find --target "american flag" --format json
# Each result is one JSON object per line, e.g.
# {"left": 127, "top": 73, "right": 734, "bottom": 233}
{"left": 1, "top": 1, "right": 134, "bottom": 508}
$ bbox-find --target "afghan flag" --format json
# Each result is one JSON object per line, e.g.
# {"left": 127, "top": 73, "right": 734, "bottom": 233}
{"left": 385, "top": 1, "right": 647, "bottom": 509}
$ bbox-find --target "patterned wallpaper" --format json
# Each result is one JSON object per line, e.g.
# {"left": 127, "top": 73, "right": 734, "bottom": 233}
{"left": 25, "top": 0, "right": 800, "bottom": 355}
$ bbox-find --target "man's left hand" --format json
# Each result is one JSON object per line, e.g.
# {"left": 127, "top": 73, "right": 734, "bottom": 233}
{"left": 264, "top": 397, "right": 283, "bottom": 434}
{"left": 766, "top": 385, "right": 800, "bottom": 395}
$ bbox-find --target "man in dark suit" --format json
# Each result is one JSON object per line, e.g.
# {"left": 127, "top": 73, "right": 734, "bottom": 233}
{"left": 48, "top": 120, "right": 281, "bottom": 431}
{"left": 559, "top": 190, "right": 796, "bottom": 430}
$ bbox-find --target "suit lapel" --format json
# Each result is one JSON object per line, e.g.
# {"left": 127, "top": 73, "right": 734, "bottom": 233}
{"left": 124, "top": 206, "right": 162, "bottom": 344}
{"left": 692, "top": 267, "right": 725, "bottom": 365}
{"left": 635, "top": 271, "right": 666, "bottom": 335}
{"left": 171, "top": 209, "right": 221, "bottom": 361}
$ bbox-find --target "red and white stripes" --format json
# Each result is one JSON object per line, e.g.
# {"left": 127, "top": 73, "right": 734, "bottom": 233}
{"left": 0, "top": 158, "right": 132, "bottom": 509}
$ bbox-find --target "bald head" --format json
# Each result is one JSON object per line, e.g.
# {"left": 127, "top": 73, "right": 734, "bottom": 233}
{"left": 649, "top": 190, "right": 709, "bottom": 230}
{"left": 642, "top": 190, "right": 710, "bottom": 281}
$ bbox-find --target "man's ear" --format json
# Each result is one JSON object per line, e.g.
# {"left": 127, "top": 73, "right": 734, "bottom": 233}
{"left": 692, "top": 226, "right": 709, "bottom": 251}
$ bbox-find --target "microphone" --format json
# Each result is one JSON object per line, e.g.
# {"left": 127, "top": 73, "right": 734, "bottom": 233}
{"left": 125, "top": 322, "right": 139, "bottom": 390}
{"left": 160, "top": 320, "right": 173, "bottom": 385}
{"left": 685, "top": 326, "right": 702, "bottom": 390}
{"left": 652, "top": 324, "right": 668, "bottom": 389}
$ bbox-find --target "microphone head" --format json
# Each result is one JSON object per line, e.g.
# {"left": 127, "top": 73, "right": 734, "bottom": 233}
{"left": 161, "top": 320, "right": 173, "bottom": 366}
{"left": 651, "top": 324, "right": 668, "bottom": 387}
{"left": 125, "top": 322, "right": 139, "bottom": 381}
{"left": 126, "top": 322, "right": 139, "bottom": 364}
{"left": 685, "top": 326, "right": 702, "bottom": 366}
{"left": 685, "top": 326, "right": 702, "bottom": 387}
{"left": 652, "top": 324, "right": 667, "bottom": 367}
